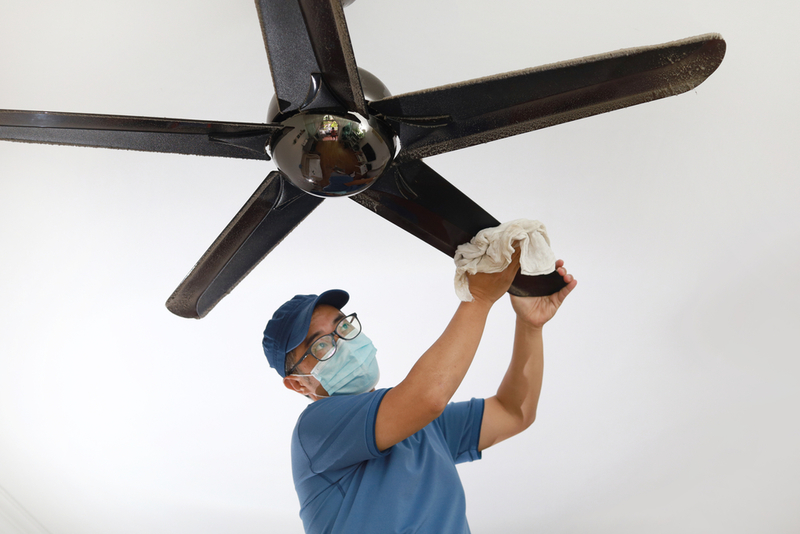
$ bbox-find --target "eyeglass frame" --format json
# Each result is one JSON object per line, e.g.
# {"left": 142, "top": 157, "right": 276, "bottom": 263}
{"left": 286, "top": 313, "right": 361, "bottom": 376}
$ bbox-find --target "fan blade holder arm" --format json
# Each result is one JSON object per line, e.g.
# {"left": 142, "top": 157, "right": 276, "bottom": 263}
{"left": 350, "top": 160, "right": 567, "bottom": 297}
{"left": 255, "top": 0, "right": 366, "bottom": 116}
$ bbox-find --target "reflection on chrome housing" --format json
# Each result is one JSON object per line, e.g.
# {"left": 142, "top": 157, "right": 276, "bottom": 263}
{"left": 270, "top": 112, "right": 396, "bottom": 198}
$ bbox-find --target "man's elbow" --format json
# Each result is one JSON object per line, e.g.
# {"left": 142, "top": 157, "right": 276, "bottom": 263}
{"left": 498, "top": 410, "right": 537, "bottom": 446}
{"left": 419, "top": 386, "right": 451, "bottom": 419}
{"left": 515, "top": 405, "right": 538, "bottom": 434}
{"left": 521, "top": 410, "right": 537, "bottom": 431}
{"left": 424, "top": 393, "right": 450, "bottom": 419}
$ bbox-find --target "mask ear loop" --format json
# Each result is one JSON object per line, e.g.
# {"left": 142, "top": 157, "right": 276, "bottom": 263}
{"left": 295, "top": 337, "right": 361, "bottom": 398}
{"left": 290, "top": 372, "right": 331, "bottom": 399}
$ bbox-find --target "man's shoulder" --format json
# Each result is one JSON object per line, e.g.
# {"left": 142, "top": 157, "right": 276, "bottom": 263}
{"left": 293, "top": 389, "right": 392, "bottom": 463}
{"left": 297, "top": 388, "right": 390, "bottom": 427}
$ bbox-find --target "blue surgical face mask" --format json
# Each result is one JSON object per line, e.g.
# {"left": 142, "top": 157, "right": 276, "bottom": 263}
{"left": 299, "top": 334, "right": 379, "bottom": 396}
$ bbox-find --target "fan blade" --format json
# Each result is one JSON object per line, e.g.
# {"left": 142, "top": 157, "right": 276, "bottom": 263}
{"left": 350, "top": 160, "right": 566, "bottom": 297}
{"left": 166, "top": 172, "right": 323, "bottom": 319}
{"left": 0, "top": 110, "right": 280, "bottom": 160}
{"left": 255, "top": 0, "right": 366, "bottom": 115}
{"left": 370, "top": 33, "right": 726, "bottom": 162}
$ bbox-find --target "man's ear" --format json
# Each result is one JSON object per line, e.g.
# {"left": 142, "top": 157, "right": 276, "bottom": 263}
{"left": 284, "top": 374, "right": 313, "bottom": 396}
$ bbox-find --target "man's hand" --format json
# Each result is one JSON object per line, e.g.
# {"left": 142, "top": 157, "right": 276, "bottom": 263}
{"left": 510, "top": 259, "right": 576, "bottom": 328}
{"left": 466, "top": 247, "right": 522, "bottom": 306}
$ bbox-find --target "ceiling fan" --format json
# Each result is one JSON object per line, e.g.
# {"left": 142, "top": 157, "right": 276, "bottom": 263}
{"left": 0, "top": 0, "right": 725, "bottom": 319}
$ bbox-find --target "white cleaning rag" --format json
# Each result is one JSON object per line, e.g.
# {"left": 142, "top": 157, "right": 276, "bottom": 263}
{"left": 454, "top": 219, "right": 556, "bottom": 302}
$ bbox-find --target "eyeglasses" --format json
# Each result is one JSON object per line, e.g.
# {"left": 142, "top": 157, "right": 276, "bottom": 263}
{"left": 287, "top": 313, "right": 361, "bottom": 375}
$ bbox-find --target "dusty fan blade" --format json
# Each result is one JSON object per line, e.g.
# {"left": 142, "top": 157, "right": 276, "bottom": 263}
{"left": 350, "top": 161, "right": 566, "bottom": 297}
{"left": 370, "top": 33, "right": 726, "bottom": 162}
{"left": 166, "top": 172, "right": 323, "bottom": 319}
{"left": 0, "top": 110, "right": 281, "bottom": 160}
{"left": 255, "top": 0, "right": 366, "bottom": 115}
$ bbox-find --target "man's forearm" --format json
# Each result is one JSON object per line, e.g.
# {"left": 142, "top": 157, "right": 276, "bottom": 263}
{"left": 375, "top": 299, "right": 495, "bottom": 450}
{"left": 479, "top": 261, "right": 574, "bottom": 450}
{"left": 495, "top": 319, "right": 544, "bottom": 427}
{"left": 376, "top": 255, "right": 523, "bottom": 451}
{"left": 402, "top": 299, "right": 493, "bottom": 409}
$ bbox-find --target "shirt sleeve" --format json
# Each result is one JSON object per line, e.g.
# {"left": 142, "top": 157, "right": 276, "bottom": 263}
{"left": 432, "top": 397, "right": 485, "bottom": 464}
{"left": 293, "top": 389, "right": 391, "bottom": 474}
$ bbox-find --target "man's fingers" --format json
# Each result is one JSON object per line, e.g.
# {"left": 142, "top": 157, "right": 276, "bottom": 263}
{"left": 557, "top": 277, "right": 577, "bottom": 302}
{"left": 550, "top": 259, "right": 576, "bottom": 303}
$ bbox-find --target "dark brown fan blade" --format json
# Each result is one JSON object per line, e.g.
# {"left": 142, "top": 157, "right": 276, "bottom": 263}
{"left": 255, "top": 0, "right": 366, "bottom": 115}
{"left": 0, "top": 110, "right": 281, "bottom": 160}
{"left": 369, "top": 33, "right": 726, "bottom": 162}
{"left": 166, "top": 172, "right": 323, "bottom": 319}
{"left": 349, "top": 161, "right": 566, "bottom": 297}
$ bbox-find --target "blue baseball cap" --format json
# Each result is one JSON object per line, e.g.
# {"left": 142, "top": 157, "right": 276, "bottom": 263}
{"left": 262, "top": 289, "right": 349, "bottom": 377}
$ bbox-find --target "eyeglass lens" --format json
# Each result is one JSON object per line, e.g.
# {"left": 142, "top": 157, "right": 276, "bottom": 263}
{"left": 335, "top": 314, "right": 361, "bottom": 340}
{"left": 309, "top": 314, "right": 361, "bottom": 362}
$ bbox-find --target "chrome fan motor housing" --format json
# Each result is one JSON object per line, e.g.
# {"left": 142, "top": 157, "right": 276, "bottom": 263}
{"left": 270, "top": 111, "right": 396, "bottom": 198}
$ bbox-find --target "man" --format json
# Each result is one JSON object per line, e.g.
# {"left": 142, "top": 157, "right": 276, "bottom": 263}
{"left": 262, "top": 252, "right": 576, "bottom": 533}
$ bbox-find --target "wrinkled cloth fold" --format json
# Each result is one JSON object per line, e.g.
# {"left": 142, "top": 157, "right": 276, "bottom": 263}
{"left": 454, "top": 219, "right": 556, "bottom": 301}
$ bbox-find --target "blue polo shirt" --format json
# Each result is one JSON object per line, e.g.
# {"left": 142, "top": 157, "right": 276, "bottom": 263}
{"left": 291, "top": 388, "right": 484, "bottom": 533}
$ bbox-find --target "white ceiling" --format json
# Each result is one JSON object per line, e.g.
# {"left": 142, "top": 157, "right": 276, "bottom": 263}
{"left": 1, "top": 0, "right": 798, "bottom": 533}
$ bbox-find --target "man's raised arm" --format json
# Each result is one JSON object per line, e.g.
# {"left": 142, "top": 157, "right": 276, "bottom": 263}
{"left": 374, "top": 251, "right": 523, "bottom": 451}
{"left": 479, "top": 259, "right": 577, "bottom": 451}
